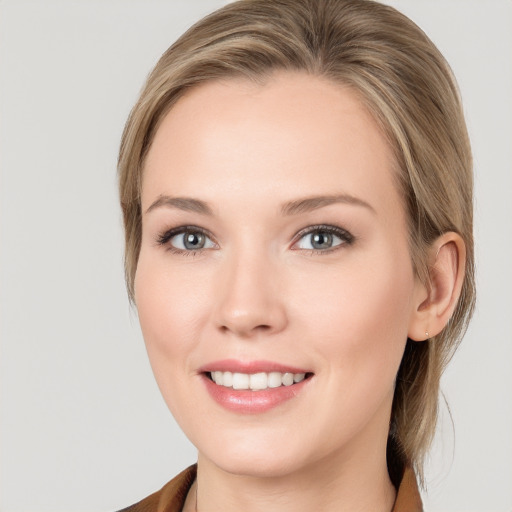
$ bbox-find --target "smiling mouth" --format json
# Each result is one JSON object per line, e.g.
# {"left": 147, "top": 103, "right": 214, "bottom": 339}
{"left": 207, "top": 371, "right": 313, "bottom": 391}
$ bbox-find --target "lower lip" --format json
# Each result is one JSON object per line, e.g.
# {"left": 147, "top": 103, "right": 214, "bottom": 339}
{"left": 202, "top": 374, "right": 311, "bottom": 414}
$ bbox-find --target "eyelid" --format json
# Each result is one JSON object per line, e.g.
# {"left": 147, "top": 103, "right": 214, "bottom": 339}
{"left": 156, "top": 225, "right": 218, "bottom": 251}
{"left": 291, "top": 224, "right": 354, "bottom": 251}
{"left": 155, "top": 223, "right": 353, "bottom": 254}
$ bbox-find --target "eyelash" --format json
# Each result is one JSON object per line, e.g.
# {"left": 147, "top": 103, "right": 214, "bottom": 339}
{"left": 155, "top": 224, "right": 354, "bottom": 255}
{"left": 292, "top": 224, "right": 354, "bottom": 255}
{"left": 156, "top": 225, "right": 216, "bottom": 256}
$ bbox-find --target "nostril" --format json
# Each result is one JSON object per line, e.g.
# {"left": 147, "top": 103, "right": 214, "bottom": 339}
{"left": 256, "top": 324, "right": 272, "bottom": 331}
{"left": 219, "top": 323, "right": 272, "bottom": 336}
{"left": 215, "top": 294, "right": 288, "bottom": 336}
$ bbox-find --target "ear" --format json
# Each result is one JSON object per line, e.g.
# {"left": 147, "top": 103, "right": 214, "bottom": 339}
{"left": 408, "top": 232, "right": 466, "bottom": 341}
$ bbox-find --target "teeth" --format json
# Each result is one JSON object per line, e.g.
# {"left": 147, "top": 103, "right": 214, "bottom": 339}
{"left": 212, "top": 371, "right": 223, "bottom": 386}
{"left": 210, "top": 371, "right": 307, "bottom": 390}
{"left": 232, "top": 372, "right": 249, "bottom": 390}
{"left": 268, "top": 372, "right": 282, "bottom": 388}
{"left": 222, "top": 371, "right": 233, "bottom": 387}
{"left": 282, "top": 372, "right": 294, "bottom": 386}
{"left": 249, "top": 372, "right": 267, "bottom": 390}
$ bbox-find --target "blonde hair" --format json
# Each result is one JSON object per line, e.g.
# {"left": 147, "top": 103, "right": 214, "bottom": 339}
{"left": 118, "top": 0, "right": 475, "bottom": 486}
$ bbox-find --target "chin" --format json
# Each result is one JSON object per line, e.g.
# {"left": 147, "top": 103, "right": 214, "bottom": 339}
{"left": 195, "top": 426, "right": 321, "bottom": 479}
{"left": 207, "top": 450, "right": 305, "bottom": 479}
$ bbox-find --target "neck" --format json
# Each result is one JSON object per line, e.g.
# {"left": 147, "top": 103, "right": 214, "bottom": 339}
{"left": 192, "top": 438, "right": 396, "bottom": 512}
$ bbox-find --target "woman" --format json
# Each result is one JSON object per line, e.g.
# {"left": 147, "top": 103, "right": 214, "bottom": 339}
{"left": 117, "top": 0, "right": 474, "bottom": 510}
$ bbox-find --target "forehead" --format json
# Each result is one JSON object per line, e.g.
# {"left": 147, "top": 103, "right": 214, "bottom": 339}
{"left": 142, "top": 71, "right": 401, "bottom": 216}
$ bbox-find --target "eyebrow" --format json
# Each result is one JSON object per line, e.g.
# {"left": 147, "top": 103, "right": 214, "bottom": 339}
{"left": 281, "top": 194, "right": 375, "bottom": 216}
{"left": 145, "top": 193, "right": 375, "bottom": 217}
{"left": 145, "top": 196, "right": 214, "bottom": 215}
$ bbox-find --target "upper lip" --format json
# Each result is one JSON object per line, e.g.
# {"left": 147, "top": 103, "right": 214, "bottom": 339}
{"left": 198, "top": 359, "right": 311, "bottom": 374}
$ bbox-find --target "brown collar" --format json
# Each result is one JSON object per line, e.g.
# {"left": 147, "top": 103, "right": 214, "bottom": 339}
{"left": 392, "top": 467, "right": 423, "bottom": 512}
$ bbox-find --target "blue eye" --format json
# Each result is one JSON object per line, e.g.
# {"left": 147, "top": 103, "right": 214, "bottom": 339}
{"left": 158, "top": 227, "right": 215, "bottom": 252}
{"left": 171, "top": 231, "right": 215, "bottom": 250}
{"left": 295, "top": 226, "right": 353, "bottom": 251}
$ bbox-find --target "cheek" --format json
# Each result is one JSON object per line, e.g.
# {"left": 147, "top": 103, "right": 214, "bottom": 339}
{"left": 293, "top": 250, "right": 415, "bottom": 376}
{"left": 133, "top": 253, "right": 217, "bottom": 430}
{"left": 134, "top": 252, "right": 209, "bottom": 373}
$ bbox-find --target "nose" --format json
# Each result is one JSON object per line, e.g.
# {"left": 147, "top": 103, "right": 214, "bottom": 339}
{"left": 213, "top": 250, "right": 288, "bottom": 338}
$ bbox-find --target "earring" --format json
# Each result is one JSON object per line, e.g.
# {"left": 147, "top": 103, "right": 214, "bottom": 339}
{"left": 425, "top": 331, "right": 429, "bottom": 338}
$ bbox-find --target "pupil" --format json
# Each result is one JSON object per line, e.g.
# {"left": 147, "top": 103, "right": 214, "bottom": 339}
{"left": 184, "top": 232, "right": 204, "bottom": 249}
{"left": 312, "top": 232, "right": 332, "bottom": 249}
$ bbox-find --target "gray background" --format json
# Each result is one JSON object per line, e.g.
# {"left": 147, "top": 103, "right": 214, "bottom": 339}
{"left": 1, "top": 1, "right": 511, "bottom": 511}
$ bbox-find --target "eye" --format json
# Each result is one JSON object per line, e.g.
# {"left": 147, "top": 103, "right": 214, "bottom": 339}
{"left": 171, "top": 231, "right": 215, "bottom": 250}
{"left": 294, "top": 225, "right": 353, "bottom": 252}
{"left": 158, "top": 227, "right": 216, "bottom": 252}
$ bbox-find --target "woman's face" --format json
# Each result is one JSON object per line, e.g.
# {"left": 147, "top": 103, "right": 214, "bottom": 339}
{"left": 136, "top": 72, "right": 425, "bottom": 478}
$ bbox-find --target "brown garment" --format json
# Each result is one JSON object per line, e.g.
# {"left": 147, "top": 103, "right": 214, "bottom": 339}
{"left": 118, "top": 464, "right": 423, "bottom": 512}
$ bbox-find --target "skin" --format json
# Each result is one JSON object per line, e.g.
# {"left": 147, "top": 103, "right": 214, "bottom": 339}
{"left": 135, "top": 72, "right": 465, "bottom": 512}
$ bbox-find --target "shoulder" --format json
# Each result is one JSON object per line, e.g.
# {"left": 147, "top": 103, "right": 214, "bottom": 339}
{"left": 116, "top": 465, "right": 197, "bottom": 512}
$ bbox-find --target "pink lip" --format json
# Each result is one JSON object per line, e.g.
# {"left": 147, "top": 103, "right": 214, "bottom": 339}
{"left": 198, "top": 359, "right": 313, "bottom": 414}
{"left": 198, "top": 359, "right": 309, "bottom": 374}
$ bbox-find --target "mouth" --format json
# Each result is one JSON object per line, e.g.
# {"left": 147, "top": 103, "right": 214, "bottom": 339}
{"left": 199, "top": 360, "right": 314, "bottom": 413}
{"left": 206, "top": 370, "right": 312, "bottom": 390}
